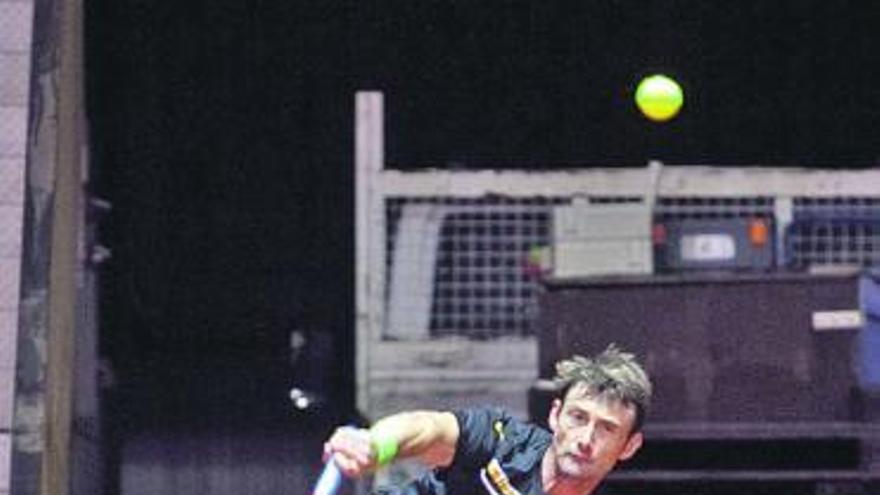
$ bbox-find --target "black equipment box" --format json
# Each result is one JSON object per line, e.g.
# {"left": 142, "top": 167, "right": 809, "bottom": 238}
{"left": 653, "top": 218, "right": 774, "bottom": 273}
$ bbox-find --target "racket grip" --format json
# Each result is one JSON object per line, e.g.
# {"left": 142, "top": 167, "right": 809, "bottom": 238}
{"left": 312, "top": 456, "right": 343, "bottom": 495}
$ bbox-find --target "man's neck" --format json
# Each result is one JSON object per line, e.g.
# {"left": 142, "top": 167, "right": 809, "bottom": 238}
{"left": 540, "top": 449, "right": 601, "bottom": 495}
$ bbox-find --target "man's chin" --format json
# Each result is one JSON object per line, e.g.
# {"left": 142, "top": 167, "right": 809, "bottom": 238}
{"left": 557, "top": 456, "right": 596, "bottom": 479}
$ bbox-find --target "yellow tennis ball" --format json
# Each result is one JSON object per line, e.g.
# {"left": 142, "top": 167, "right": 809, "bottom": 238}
{"left": 635, "top": 74, "right": 683, "bottom": 122}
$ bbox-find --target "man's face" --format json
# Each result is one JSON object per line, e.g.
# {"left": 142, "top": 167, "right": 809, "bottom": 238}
{"left": 547, "top": 383, "right": 643, "bottom": 481}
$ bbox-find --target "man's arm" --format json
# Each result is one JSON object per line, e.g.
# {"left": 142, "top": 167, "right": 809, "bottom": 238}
{"left": 323, "top": 410, "right": 460, "bottom": 478}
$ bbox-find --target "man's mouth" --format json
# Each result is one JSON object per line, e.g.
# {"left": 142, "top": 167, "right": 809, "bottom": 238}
{"left": 566, "top": 452, "right": 592, "bottom": 465}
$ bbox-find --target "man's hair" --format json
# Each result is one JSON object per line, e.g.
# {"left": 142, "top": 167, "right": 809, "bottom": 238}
{"left": 554, "top": 344, "right": 652, "bottom": 433}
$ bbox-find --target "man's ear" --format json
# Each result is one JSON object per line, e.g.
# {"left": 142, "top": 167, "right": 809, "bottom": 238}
{"left": 618, "top": 431, "right": 643, "bottom": 461}
{"left": 547, "top": 398, "right": 562, "bottom": 433}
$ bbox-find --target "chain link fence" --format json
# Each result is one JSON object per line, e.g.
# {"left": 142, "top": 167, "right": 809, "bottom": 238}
{"left": 788, "top": 197, "right": 880, "bottom": 268}
{"left": 382, "top": 193, "right": 880, "bottom": 341}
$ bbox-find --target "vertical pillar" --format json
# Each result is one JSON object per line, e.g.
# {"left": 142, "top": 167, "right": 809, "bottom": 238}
{"left": 354, "top": 91, "right": 383, "bottom": 418}
{"left": 0, "top": 0, "right": 35, "bottom": 493}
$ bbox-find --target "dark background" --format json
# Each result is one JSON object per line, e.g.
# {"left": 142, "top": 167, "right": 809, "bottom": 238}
{"left": 84, "top": 1, "right": 879, "bottom": 430}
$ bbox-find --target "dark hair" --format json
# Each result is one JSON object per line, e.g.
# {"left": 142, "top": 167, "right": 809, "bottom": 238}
{"left": 554, "top": 344, "right": 652, "bottom": 433}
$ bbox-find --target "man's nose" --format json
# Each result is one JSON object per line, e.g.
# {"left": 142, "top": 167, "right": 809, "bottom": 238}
{"left": 576, "top": 425, "right": 595, "bottom": 452}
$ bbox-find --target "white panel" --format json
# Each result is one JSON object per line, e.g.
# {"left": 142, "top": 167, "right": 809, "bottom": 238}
{"left": 552, "top": 203, "right": 653, "bottom": 277}
{"left": 0, "top": 2, "right": 33, "bottom": 52}
{"left": 553, "top": 203, "right": 652, "bottom": 239}
{"left": 0, "top": 159, "right": 24, "bottom": 205}
{"left": 0, "top": 107, "right": 27, "bottom": 158}
{"left": 0, "top": 53, "right": 29, "bottom": 106}
{"left": 553, "top": 240, "right": 653, "bottom": 278}
{"left": 355, "top": 91, "right": 385, "bottom": 414}
{"left": 0, "top": 3, "right": 32, "bottom": 483}
{"left": 379, "top": 167, "right": 880, "bottom": 199}
{"left": 0, "top": 433, "right": 9, "bottom": 492}
{"left": 0, "top": 206, "right": 22, "bottom": 258}
{"left": 0, "top": 369, "right": 13, "bottom": 430}
{"left": 385, "top": 204, "right": 443, "bottom": 339}
{"left": 0, "top": 260, "right": 19, "bottom": 310}
{"left": 0, "top": 311, "right": 16, "bottom": 369}
{"left": 812, "top": 309, "right": 864, "bottom": 332}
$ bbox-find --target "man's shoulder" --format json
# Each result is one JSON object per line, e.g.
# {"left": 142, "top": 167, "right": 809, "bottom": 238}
{"left": 453, "top": 406, "right": 551, "bottom": 446}
{"left": 452, "top": 406, "right": 519, "bottom": 431}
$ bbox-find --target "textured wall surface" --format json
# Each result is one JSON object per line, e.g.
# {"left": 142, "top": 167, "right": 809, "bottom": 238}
{"left": 0, "top": 0, "right": 33, "bottom": 492}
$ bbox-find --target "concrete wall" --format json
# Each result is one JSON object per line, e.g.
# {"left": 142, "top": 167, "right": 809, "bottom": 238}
{"left": 0, "top": 0, "right": 34, "bottom": 493}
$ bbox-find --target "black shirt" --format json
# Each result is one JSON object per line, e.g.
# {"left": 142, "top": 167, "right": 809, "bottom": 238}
{"left": 374, "top": 407, "right": 552, "bottom": 495}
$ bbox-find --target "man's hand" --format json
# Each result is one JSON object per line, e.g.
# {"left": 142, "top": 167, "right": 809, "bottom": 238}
{"left": 322, "top": 427, "right": 376, "bottom": 478}
{"left": 322, "top": 410, "right": 458, "bottom": 478}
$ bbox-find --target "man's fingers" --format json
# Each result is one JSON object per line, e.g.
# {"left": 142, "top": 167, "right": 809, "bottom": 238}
{"left": 324, "top": 427, "right": 375, "bottom": 477}
{"left": 333, "top": 454, "right": 364, "bottom": 478}
{"left": 322, "top": 442, "right": 333, "bottom": 463}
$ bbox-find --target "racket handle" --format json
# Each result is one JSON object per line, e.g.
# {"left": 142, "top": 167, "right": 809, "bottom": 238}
{"left": 312, "top": 456, "right": 343, "bottom": 495}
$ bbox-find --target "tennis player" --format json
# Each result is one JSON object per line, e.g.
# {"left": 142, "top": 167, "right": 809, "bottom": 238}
{"left": 323, "top": 344, "right": 652, "bottom": 495}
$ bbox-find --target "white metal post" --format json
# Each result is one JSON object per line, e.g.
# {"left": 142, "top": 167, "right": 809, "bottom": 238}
{"left": 355, "top": 91, "right": 384, "bottom": 417}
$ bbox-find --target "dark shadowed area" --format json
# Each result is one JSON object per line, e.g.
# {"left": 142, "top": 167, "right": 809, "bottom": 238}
{"left": 83, "top": 1, "right": 878, "bottom": 493}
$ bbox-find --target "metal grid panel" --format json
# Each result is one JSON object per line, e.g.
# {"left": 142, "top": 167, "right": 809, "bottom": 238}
{"left": 787, "top": 197, "right": 880, "bottom": 268}
{"left": 381, "top": 194, "right": 880, "bottom": 340}
{"left": 430, "top": 201, "right": 549, "bottom": 338}
{"left": 382, "top": 195, "right": 795, "bottom": 340}
{"left": 655, "top": 196, "right": 775, "bottom": 219}
{"left": 793, "top": 197, "right": 880, "bottom": 220}
{"left": 385, "top": 196, "right": 566, "bottom": 339}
